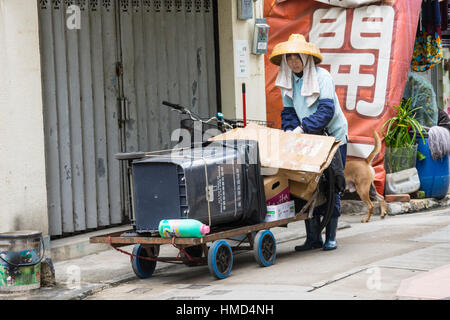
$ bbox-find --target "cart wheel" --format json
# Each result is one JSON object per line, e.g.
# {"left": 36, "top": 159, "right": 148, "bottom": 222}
{"left": 253, "top": 230, "right": 276, "bottom": 267}
{"left": 208, "top": 240, "right": 233, "bottom": 279}
{"left": 131, "top": 244, "right": 157, "bottom": 279}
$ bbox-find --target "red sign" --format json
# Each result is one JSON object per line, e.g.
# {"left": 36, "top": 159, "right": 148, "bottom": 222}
{"left": 264, "top": 0, "right": 422, "bottom": 194}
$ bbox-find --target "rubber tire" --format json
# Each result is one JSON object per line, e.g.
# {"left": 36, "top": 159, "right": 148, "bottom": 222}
{"left": 253, "top": 230, "right": 277, "bottom": 267}
{"left": 131, "top": 244, "right": 157, "bottom": 279}
{"left": 208, "top": 240, "right": 233, "bottom": 279}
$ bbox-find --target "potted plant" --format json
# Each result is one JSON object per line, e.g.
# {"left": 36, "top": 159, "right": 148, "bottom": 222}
{"left": 381, "top": 97, "right": 426, "bottom": 174}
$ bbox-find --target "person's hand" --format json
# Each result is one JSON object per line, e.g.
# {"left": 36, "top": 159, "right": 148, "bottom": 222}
{"left": 293, "top": 126, "right": 304, "bottom": 134}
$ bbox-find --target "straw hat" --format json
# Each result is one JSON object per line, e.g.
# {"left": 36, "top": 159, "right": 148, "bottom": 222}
{"left": 269, "top": 34, "right": 322, "bottom": 66}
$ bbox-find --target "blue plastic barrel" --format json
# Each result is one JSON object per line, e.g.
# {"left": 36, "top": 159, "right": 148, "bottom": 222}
{"left": 416, "top": 137, "right": 450, "bottom": 199}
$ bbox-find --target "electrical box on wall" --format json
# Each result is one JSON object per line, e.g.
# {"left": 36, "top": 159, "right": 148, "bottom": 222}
{"left": 237, "top": 0, "right": 253, "bottom": 20}
{"left": 252, "top": 18, "right": 270, "bottom": 55}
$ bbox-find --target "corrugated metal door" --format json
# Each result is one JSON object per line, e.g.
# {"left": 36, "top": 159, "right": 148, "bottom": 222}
{"left": 119, "top": 0, "right": 218, "bottom": 152}
{"left": 38, "top": 0, "right": 123, "bottom": 236}
{"left": 38, "top": 0, "right": 218, "bottom": 236}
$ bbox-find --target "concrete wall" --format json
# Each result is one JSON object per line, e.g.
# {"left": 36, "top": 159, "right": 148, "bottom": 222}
{"left": 0, "top": 0, "right": 49, "bottom": 235}
{"left": 0, "top": 0, "right": 268, "bottom": 238}
{"left": 218, "top": 0, "right": 267, "bottom": 121}
{"left": 416, "top": 59, "right": 445, "bottom": 110}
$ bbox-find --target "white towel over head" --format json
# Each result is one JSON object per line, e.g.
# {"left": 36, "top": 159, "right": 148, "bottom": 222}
{"left": 275, "top": 53, "right": 320, "bottom": 107}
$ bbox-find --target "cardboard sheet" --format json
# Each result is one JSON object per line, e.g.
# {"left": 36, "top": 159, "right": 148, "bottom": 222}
{"left": 210, "top": 123, "right": 341, "bottom": 201}
{"left": 209, "top": 123, "right": 340, "bottom": 173}
{"left": 286, "top": 141, "right": 340, "bottom": 200}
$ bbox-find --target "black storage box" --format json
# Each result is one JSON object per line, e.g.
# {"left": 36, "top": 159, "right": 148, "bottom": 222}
{"left": 131, "top": 140, "right": 267, "bottom": 233}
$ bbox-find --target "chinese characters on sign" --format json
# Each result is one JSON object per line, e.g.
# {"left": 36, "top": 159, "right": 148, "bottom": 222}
{"left": 309, "top": 5, "right": 395, "bottom": 117}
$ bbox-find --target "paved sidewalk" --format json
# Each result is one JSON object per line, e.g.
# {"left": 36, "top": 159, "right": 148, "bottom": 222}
{"left": 396, "top": 263, "right": 450, "bottom": 299}
{"left": 1, "top": 194, "right": 448, "bottom": 300}
{"left": 0, "top": 219, "right": 350, "bottom": 300}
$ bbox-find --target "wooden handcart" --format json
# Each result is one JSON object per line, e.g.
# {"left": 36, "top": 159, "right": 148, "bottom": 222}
{"left": 89, "top": 197, "right": 317, "bottom": 280}
{"left": 89, "top": 101, "right": 337, "bottom": 280}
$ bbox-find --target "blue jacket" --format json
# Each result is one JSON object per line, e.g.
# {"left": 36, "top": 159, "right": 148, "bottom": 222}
{"left": 280, "top": 67, "right": 348, "bottom": 144}
{"left": 281, "top": 99, "right": 335, "bottom": 134}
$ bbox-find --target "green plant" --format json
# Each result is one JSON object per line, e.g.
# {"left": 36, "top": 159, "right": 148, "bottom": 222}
{"left": 381, "top": 97, "right": 426, "bottom": 173}
{"left": 381, "top": 97, "right": 425, "bottom": 148}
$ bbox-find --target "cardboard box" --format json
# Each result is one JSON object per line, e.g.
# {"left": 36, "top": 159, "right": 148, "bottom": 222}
{"left": 265, "top": 200, "right": 295, "bottom": 222}
{"left": 289, "top": 179, "right": 318, "bottom": 201}
{"left": 264, "top": 175, "right": 290, "bottom": 205}
{"left": 277, "top": 168, "right": 318, "bottom": 200}
{"left": 210, "top": 123, "right": 341, "bottom": 201}
{"left": 279, "top": 144, "right": 340, "bottom": 201}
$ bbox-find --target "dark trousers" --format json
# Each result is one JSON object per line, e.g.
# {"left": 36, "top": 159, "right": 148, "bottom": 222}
{"left": 292, "top": 143, "right": 347, "bottom": 218}
{"left": 331, "top": 144, "right": 347, "bottom": 218}
{"left": 312, "top": 143, "right": 347, "bottom": 218}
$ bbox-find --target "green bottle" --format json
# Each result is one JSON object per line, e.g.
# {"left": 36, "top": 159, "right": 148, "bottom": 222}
{"left": 158, "top": 219, "right": 210, "bottom": 238}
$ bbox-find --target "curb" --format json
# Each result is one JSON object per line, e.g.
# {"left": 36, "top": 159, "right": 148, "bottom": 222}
{"left": 387, "top": 196, "right": 450, "bottom": 215}
{"left": 341, "top": 195, "right": 450, "bottom": 217}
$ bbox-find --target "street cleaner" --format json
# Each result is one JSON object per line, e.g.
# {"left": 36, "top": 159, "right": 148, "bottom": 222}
{"left": 269, "top": 34, "right": 348, "bottom": 251}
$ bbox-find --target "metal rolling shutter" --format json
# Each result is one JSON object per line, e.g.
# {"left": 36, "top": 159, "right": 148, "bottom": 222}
{"left": 38, "top": 0, "right": 218, "bottom": 236}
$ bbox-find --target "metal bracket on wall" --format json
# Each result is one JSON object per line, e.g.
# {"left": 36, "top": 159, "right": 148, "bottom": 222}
{"left": 118, "top": 96, "right": 130, "bottom": 127}
{"left": 116, "top": 61, "right": 124, "bottom": 77}
{"left": 116, "top": 61, "right": 130, "bottom": 127}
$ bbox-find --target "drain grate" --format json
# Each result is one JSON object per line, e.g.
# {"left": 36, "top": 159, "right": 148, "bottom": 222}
{"left": 207, "top": 290, "right": 232, "bottom": 296}
{"left": 128, "top": 288, "right": 152, "bottom": 294}
{"left": 182, "top": 284, "right": 211, "bottom": 290}
{"left": 167, "top": 296, "right": 200, "bottom": 300}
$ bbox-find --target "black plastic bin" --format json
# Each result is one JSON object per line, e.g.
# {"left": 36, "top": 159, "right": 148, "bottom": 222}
{"left": 131, "top": 140, "right": 267, "bottom": 233}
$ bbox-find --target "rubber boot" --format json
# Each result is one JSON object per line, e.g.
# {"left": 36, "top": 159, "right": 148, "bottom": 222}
{"left": 323, "top": 217, "right": 338, "bottom": 251}
{"left": 295, "top": 215, "right": 323, "bottom": 251}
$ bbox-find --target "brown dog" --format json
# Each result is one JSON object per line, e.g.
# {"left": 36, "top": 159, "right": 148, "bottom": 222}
{"left": 344, "top": 130, "right": 387, "bottom": 223}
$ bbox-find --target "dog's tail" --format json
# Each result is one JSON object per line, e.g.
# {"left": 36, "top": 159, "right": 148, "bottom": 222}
{"left": 365, "top": 130, "right": 381, "bottom": 164}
